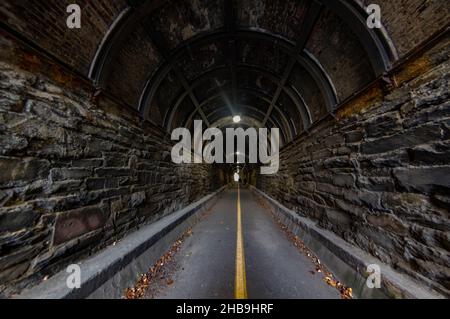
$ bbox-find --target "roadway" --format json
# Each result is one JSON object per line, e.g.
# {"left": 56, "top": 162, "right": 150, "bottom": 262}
{"left": 145, "top": 187, "right": 340, "bottom": 299}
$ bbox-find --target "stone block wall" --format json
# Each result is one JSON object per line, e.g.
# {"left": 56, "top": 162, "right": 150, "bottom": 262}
{"left": 257, "top": 36, "right": 450, "bottom": 295}
{"left": 0, "top": 33, "right": 223, "bottom": 294}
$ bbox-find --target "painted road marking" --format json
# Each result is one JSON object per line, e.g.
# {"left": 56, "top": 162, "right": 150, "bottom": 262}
{"left": 235, "top": 184, "right": 248, "bottom": 299}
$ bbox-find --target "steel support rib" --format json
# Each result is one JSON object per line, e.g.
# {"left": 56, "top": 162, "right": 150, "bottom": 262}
{"left": 141, "top": 20, "right": 211, "bottom": 128}
{"left": 203, "top": 105, "right": 288, "bottom": 146}
{"left": 89, "top": 0, "right": 167, "bottom": 86}
{"left": 88, "top": 0, "right": 395, "bottom": 125}
{"left": 165, "top": 63, "right": 311, "bottom": 135}
{"left": 139, "top": 30, "right": 337, "bottom": 127}
{"left": 323, "top": 0, "right": 395, "bottom": 75}
{"left": 205, "top": 104, "right": 278, "bottom": 129}
{"left": 183, "top": 88, "right": 295, "bottom": 142}
{"left": 239, "top": 64, "right": 312, "bottom": 130}
{"left": 225, "top": 0, "right": 238, "bottom": 116}
{"left": 162, "top": 51, "right": 312, "bottom": 136}
{"left": 89, "top": 0, "right": 396, "bottom": 87}
{"left": 175, "top": 69, "right": 211, "bottom": 127}
{"left": 262, "top": 0, "right": 323, "bottom": 128}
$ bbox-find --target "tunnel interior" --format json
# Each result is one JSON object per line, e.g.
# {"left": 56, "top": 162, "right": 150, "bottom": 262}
{"left": 0, "top": 0, "right": 449, "bottom": 298}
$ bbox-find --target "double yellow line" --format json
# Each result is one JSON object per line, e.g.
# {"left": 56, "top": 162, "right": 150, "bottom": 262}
{"left": 234, "top": 184, "right": 248, "bottom": 299}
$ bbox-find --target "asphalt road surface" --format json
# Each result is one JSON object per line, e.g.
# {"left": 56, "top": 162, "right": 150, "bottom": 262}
{"left": 149, "top": 187, "right": 340, "bottom": 299}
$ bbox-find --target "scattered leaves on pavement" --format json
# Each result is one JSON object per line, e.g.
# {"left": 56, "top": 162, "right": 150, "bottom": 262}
{"left": 255, "top": 194, "right": 353, "bottom": 299}
{"left": 124, "top": 207, "right": 214, "bottom": 299}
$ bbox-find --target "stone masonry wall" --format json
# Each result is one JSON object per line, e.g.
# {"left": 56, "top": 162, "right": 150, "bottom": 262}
{"left": 0, "top": 32, "right": 222, "bottom": 295}
{"left": 257, "top": 36, "right": 450, "bottom": 296}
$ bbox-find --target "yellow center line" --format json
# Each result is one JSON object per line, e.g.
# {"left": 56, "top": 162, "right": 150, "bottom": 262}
{"left": 234, "top": 184, "right": 248, "bottom": 299}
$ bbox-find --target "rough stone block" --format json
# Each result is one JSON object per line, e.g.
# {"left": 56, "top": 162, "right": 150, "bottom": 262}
{"left": 364, "top": 112, "right": 402, "bottom": 138}
{"left": 0, "top": 133, "right": 28, "bottom": 155}
{"left": 408, "top": 143, "right": 450, "bottom": 165}
{"left": 0, "top": 157, "right": 49, "bottom": 186}
{"left": 365, "top": 213, "right": 409, "bottom": 235}
{"left": 103, "top": 152, "right": 129, "bottom": 167}
{"left": 394, "top": 167, "right": 450, "bottom": 194}
{"left": 361, "top": 124, "right": 443, "bottom": 155}
{"left": 53, "top": 204, "right": 110, "bottom": 245}
{"left": 50, "top": 168, "right": 91, "bottom": 182}
{"left": 332, "top": 173, "right": 356, "bottom": 188}
{"left": 71, "top": 159, "right": 103, "bottom": 168}
{"left": 129, "top": 191, "right": 146, "bottom": 208}
{"left": 95, "top": 168, "right": 133, "bottom": 177}
{"left": 0, "top": 205, "right": 38, "bottom": 232}
{"left": 86, "top": 178, "right": 106, "bottom": 190}
{"left": 344, "top": 130, "right": 364, "bottom": 143}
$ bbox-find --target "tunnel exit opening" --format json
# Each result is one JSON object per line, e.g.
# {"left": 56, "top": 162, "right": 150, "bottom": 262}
{"left": 171, "top": 120, "right": 280, "bottom": 174}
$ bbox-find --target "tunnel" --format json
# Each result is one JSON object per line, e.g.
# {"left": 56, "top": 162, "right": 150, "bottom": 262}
{"left": 0, "top": 0, "right": 449, "bottom": 300}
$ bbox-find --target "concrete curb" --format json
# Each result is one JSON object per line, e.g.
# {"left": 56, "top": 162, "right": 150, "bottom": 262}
{"left": 250, "top": 186, "right": 445, "bottom": 299}
{"left": 17, "top": 186, "right": 226, "bottom": 299}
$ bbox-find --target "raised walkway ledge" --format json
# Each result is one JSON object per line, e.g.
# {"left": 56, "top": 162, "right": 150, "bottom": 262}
{"left": 16, "top": 186, "right": 226, "bottom": 299}
{"left": 250, "top": 186, "right": 446, "bottom": 299}
{"left": 15, "top": 185, "right": 446, "bottom": 299}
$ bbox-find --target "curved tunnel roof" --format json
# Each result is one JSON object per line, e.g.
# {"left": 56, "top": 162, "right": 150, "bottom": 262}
{"left": 90, "top": 0, "right": 395, "bottom": 144}
{"left": 1, "top": 0, "right": 448, "bottom": 146}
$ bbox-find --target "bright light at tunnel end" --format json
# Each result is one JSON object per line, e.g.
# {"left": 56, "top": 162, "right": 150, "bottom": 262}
{"left": 233, "top": 115, "right": 241, "bottom": 123}
{"left": 170, "top": 120, "right": 280, "bottom": 175}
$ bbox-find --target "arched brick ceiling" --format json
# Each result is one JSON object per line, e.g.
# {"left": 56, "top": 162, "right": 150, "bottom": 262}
{"left": 0, "top": 0, "right": 128, "bottom": 74}
{"left": 1, "top": 0, "right": 448, "bottom": 144}
{"left": 359, "top": 0, "right": 449, "bottom": 57}
{"left": 92, "top": 0, "right": 387, "bottom": 143}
